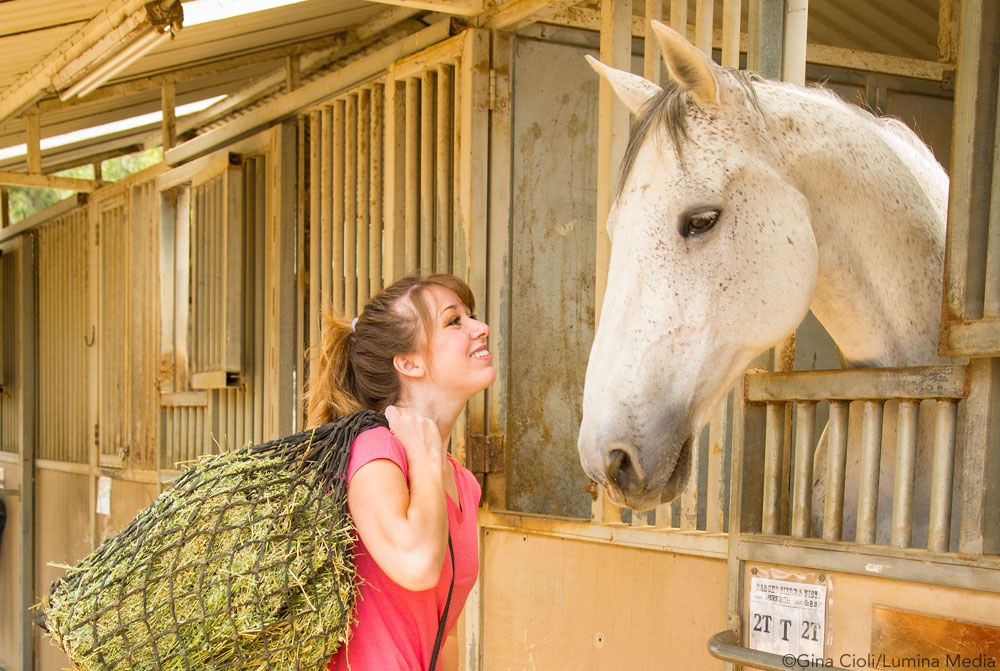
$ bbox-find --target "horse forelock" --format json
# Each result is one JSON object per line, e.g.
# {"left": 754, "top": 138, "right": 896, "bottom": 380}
{"left": 616, "top": 67, "right": 762, "bottom": 199}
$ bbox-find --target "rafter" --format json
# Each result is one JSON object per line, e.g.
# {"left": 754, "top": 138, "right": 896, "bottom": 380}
{"left": 0, "top": 171, "right": 101, "bottom": 192}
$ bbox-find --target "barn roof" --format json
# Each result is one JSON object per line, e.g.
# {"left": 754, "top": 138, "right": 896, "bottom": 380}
{"left": 0, "top": 0, "right": 949, "bottom": 174}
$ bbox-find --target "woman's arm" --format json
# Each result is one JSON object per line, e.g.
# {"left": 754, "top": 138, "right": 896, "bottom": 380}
{"left": 347, "top": 406, "right": 449, "bottom": 591}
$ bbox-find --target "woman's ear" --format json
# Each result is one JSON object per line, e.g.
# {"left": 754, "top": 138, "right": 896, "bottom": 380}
{"left": 393, "top": 353, "right": 426, "bottom": 380}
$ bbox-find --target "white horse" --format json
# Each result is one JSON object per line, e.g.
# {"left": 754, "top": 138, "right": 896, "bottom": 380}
{"left": 579, "top": 21, "right": 951, "bottom": 539}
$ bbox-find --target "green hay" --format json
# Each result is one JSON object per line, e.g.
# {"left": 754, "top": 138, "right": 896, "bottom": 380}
{"left": 39, "top": 411, "right": 386, "bottom": 671}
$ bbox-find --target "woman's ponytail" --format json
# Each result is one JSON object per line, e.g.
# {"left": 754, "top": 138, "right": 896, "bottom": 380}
{"left": 305, "top": 313, "right": 362, "bottom": 428}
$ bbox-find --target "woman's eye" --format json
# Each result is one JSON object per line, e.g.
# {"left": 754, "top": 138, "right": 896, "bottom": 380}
{"left": 448, "top": 316, "right": 461, "bottom": 326}
{"left": 682, "top": 210, "right": 720, "bottom": 237}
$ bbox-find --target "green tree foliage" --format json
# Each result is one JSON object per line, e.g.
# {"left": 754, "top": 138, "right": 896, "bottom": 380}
{"left": 5, "top": 147, "right": 163, "bottom": 224}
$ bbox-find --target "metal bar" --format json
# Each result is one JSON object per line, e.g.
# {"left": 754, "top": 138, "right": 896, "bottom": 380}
{"left": 721, "top": 0, "right": 741, "bottom": 68}
{"left": 746, "top": 365, "right": 969, "bottom": 402}
{"left": 420, "top": 69, "right": 436, "bottom": 274}
{"left": 781, "top": 0, "right": 809, "bottom": 85}
{"left": 790, "top": 401, "right": 816, "bottom": 537}
{"left": 320, "top": 106, "right": 333, "bottom": 314}
{"left": 822, "top": 401, "right": 849, "bottom": 541}
{"left": 19, "top": 234, "right": 36, "bottom": 671}
{"left": 706, "top": 391, "right": 729, "bottom": 534}
{"left": 761, "top": 402, "right": 784, "bottom": 534}
{"left": 669, "top": 0, "right": 687, "bottom": 37}
{"left": 694, "top": 0, "right": 713, "bottom": 57}
{"left": 357, "top": 88, "right": 371, "bottom": 310}
{"left": 890, "top": 400, "right": 919, "bottom": 548}
{"left": 435, "top": 65, "right": 453, "bottom": 274}
{"left": 644, "top": 0, "right": 662, "bottom": 84}
{"left": 405, "top": 77, "right": 420, "bottom": 274}
{"left": 928, "top": 399, "right": 958, "bottom": 553}
{"left": 345, "top": 94, "right": 358, "bottom": 318}
{"left": 710, "top": 629, "right": 851, "bottom": 671}
{"left": 333, "top": 99, "right": 346, "bottom": 316}
{"left": 309, "top": 111, "right": 321, "bottom": 351}
{"left": 370, "top": 83, "right": 384, "bottom": 294}
{"left": 856, "top": 401, "right": 884, "bottom": 545}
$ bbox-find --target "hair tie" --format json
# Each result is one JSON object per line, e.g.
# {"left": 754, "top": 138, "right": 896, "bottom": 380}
{"left": 351, "top": 317, "right": 358, "bottom": 332}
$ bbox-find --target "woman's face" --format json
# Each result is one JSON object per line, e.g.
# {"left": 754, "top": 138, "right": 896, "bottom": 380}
{"left": 418, "top": 285, "right": 496, "bottom": 399}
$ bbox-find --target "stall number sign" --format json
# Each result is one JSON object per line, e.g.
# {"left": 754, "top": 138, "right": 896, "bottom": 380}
{"left": 749, "top": 577, "right": 826, "bottom": 658}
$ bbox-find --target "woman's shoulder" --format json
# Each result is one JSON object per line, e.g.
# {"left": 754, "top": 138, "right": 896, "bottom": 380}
{"left": 348, "top": 425, "right": 408, "bottom": 481}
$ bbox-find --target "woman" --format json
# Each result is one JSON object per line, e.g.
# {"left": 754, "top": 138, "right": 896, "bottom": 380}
{"left": 306, "top": 273, "right": 494, "bottom": 671}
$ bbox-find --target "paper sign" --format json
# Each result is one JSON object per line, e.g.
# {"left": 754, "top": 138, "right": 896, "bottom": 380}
{"left": 96, "top": 476, "right": 111, "bottom": 516}
{"left": 748, "top": 577, "right": 826, "bottom": 658}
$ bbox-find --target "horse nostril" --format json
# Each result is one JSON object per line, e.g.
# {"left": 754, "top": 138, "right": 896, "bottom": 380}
{"left": 606, "top": 448, "right": 645, "bottom": 493}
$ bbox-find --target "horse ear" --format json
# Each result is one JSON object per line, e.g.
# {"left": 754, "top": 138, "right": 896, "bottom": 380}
{"left": 585, "top": 54, "right": 661, "bottom": 116}
{"left": 649, "top": 20, "right": 719, "bottom": 108}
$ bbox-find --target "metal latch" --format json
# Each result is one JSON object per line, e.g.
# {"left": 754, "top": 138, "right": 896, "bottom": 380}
{"left": 468, "top": 432, "right": 504, "bottom": 474}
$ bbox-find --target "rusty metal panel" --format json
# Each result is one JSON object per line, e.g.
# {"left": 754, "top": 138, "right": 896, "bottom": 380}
{"left": 507, "top": 37, "right": 598, "bottom": 519}
{"left": 36, "top": 207, "right": 90, "bottom": 463}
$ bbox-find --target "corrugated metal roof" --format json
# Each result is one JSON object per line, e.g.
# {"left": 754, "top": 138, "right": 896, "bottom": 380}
{"left": 0, "top": 0, "right": 948, "bottom": 173}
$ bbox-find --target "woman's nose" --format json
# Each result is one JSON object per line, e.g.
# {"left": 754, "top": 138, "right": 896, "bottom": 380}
{"left": 471, "top": 318, "right": 489, "bottom": 338}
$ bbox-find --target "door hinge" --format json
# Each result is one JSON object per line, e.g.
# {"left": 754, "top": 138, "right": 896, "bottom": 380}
{"left": 488, "top": 68, "right": 496, "bottom": 111}
{"left": 468, "top": 432, "right": 504, "bottom": 474}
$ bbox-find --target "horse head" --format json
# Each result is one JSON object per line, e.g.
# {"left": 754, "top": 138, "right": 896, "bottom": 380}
{"left": 579, "top": 22, "right": 820, "bottom": 511}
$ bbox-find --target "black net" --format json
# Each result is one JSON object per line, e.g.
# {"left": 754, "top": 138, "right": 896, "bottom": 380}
{"left": 38, "top": 410, "right": 387, "bottom": 671}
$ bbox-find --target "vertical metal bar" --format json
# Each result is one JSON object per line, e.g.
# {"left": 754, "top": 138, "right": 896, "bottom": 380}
{"left": 761, "top": 402, "right": 784, "bottom": 534}
{"left": 370, "top": 82, "right": 384, "bottom": 294}
{"left": 856, "top": 400, "right": 884, "bottom": 545}
{"left": 405, "top": 77, "right": 420, "bottom": 274}
{"left": 890, "top": 400, "right": 919, "bottom": 548}
{"left": 680, "top": 430, "right": 702, "bottom": 530}
{"left": 421, "top": 69, "right": 436, "bottom": 274}
{"left": 694, "top": 0, "right": 713, "bottom": 57}
{"left": 781, "top": 0, "right": 809, "bottom": 85}
{"left": 320, "top": 106, "right": 333, "bottom": 314}
{"left": 669, "top": 0, "right": 687, "bottom": 37}
{"left": 309, "top": 111, "right": 321, "bottom": 349}
{"left": 721, "top": 0, "right": 742, "bottom": 68}
{"left": 357, "top": 88, "right": 371, "bottom": 309}
{"left": 644, "top": 0, "right": 663, "bottom": 85}
{"left": 333, "top": 100, "right": 346, "bottom": 316}
{"left": 706, "top": 391, "right": 730, "bottom": 534}
{"left": 19, "top": 233, "right": 36, "bottom": 671}
{"left": 384, "top": 79, "right": 406, "bottom": 284}
{"left": 790, "top": 402, "right": 816, "bottom": 538}
{"left": 822, "top": 401, "right": 850, "bottom": 541}
{"left": 345, "top": 94, "right": 358, "bottom": 318}
{"left": 928, "top": 399, "right": 958, "bottom": 553}
{"left": 435, "top": 66, "right": 453, "bottom": 274}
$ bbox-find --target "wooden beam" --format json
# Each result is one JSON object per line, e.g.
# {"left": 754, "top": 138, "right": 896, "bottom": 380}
{"left": 746, "top": 365, "right": 969, "bottom": 403}
{"left": 0, "top": 0, "right": 153, "bottom": 127}
{"left": 25, "top": 113, "right": 41, "bottom": 174}
{"left": 536, "top": 6, "right": 950, "bottom": 81}
{"left": 937, "top": 0, "right": 958, "bottom": 63}
{"left": 161, "top": 79, "right": 176, "bottom": 152}
{"left": 1, "top": 186, "right": 9, "bottom": 228}
{"left": 0, "top": 171, "right": 101, "bottom": 192}
{"left": 285, "top": 55, "right": 301, "bottom": 92}
{"left": 164, "top": 19, "right": 454, "bottom": 167}
{"left": 476, "top": 0, "right": 581, "bottom": 31}
{"left": 364, "top": 0, "right": 482, "bottom": 17}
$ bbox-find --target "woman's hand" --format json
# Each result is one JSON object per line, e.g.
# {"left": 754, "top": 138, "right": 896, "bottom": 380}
{"left": 384, "top": 405, "right": 445, "bottom": 469}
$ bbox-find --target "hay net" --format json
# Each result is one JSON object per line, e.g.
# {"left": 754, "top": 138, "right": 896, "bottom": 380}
{"left": 39, "top": 409, "right": 388, "bottom": 671}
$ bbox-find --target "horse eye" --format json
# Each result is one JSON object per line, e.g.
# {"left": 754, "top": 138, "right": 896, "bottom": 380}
{"left": 683, "top": 210, "right": 720, "bottom": 237}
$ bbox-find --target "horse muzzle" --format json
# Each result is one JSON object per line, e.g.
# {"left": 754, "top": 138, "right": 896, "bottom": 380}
{"left": 595, "top": 436, "right": 693, "bottom": 512}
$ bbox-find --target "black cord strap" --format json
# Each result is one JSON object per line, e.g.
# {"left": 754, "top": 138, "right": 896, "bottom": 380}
{"left": 428, "top": 534, "right": 455, "bottom": 671}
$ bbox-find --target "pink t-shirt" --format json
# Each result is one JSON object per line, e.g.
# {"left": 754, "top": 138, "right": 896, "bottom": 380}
{"left": 328, "top": 426, "right": 481, "bottom": 671}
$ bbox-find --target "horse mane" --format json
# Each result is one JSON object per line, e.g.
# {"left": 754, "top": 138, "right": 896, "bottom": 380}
{"left": 617, "top": 68, "right": 761, "bottom": 198}
{"left": 618, "top": 69, "right": 945, "bottom": 200}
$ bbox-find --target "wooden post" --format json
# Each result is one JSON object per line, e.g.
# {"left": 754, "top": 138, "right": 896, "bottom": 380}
{"left": 26, "top": 113, "right": 41, "bottom": 174}
{"left": 161, "top": 80, "right": 176, "bottom": 152}
{"left": 1, "top": 186, "right": 9, "bottom": 228}
{"left": 18, "top": 234, "right": 37, "bottom": 671}
{"left": 669, "top": 0, "right": 687, "bottom": 38}
{"left": 695, "top": 0, "right": 714, "bottom": 57}
{"left": 594, "top": 0, "right": 631, "bottom": 524}
{"left": 286, "top": 54, "right": 301, "bottom": 92}
{"left": 781, "top": 0, "right": 809, "bottom": 85}
{"left": 722, "top": 0, "right": 742, "bottom": 68}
